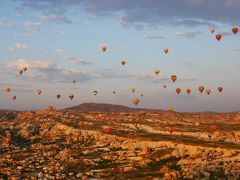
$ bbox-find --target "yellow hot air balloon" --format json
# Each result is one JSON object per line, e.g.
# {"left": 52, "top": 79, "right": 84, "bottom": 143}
{"left": 155, "top": 69, "right": 160, "bottom": 76}
{"left": 121, "top": 60, "right": 126, "bottom": 66}
{"left": 168, "top": 106, "right": 174, "bottom": 111}
{"left": 133, "top": 98, "right": 140, "bottom": 106}
{"left": 131, "top": 88, "right": 136, "bottom": 93}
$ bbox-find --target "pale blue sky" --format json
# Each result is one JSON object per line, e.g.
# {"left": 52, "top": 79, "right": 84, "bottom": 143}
{"left": 0, "top": 0, "right": 240, "bottom": 112}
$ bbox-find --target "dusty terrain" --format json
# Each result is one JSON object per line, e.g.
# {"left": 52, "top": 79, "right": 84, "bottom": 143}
{"left": 1, "top": 104, "right": 240, "bottom": 179}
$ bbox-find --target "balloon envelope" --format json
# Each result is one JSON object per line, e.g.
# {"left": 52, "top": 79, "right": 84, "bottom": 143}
{"left": 168, "top": 128, "right": 174, "bottom": 134}
{"left": 218, "top": 87, "right": 223, "bottom": 92}
{"left": 131, "top": 88, "right": 136, "bottom": 93}
{"left": 186, "top": 89, "right": 191, "bottom": 94}
{"left": 121, "top": 60, "right": 126, "bottom": 66}
{"left": 133, "top": 98, "right": 140, "bottom": 106}
{"left": 210, "top": 125, "right": 217, "bottom": 133}
{"left": 198, "top": 86, "right": 205, "bottom": 93}
{"left": 176, "top": 88, "right": 181, "bottom": 94}
{"left": 215, "top": 34, "right": 222, "bottom": 41}
{"left": 171, "top": 75, "right": 177, "bottom": 82}
{"left": 210, "top": 27, "right": 215, "bottom": 33}
{"left": 155, "top": 69, "right": 160, "bottom": 76}
{"left": 5, "top": 88, "right": 11, "bottom": 93}
{"left": 163, "top": 48, "right": 169, "bottom": 54}
{"left": 105, "top": 127, "right": 110, "bottom": 134}
{"left": 232, "top": 27, "right": 238, "bottom": 34}
{"left": 206, "top": 89, "right": 211, "bottom": 95}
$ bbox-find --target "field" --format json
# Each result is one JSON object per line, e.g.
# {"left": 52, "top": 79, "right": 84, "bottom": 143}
{"left": 1, "top": 107, "right": 240, "bottom": 179}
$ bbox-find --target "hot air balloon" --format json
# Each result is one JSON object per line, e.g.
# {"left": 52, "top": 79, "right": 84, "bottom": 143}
{"left": 215, "top": 34, "right": 222, "bottom": 41}
{"left": 210, "top": 27, "right": 215, "bottom": 33}
{"left": 176, "top": 88, "right": 181, "bottom": 94}
{"left": 155, "top": 69, "right": 160, "bottom": 76}
{"left": 218, "top": 87, "right": 223, "bottom": 93}
{"left": 12, "top": 95, "right": 16, "bottom": 100}
{"left": 163, "top": 85, "right": 167, "bottom": 89}
{"left": 56, "top": 94, "right": 61, "bottom": 99}
{"left": 131, "top": 88, "right": 136, "bottom": 93}
{"left": 36, "top": 90, "right": 42, "bottom": 95}
{"left": 210, "top": 125, "right": 217, "bottom": 134}
{"left": 23, "top": 67, "right": 27, "bottom": 71}
{"left": 72, "top": 80, "right": 76, "bottom": 84}
{"left": 168, "top": 106, "right": 174, "bottom": 111}
{"left": 133, "top": 98, "right": 140, "bottom": 106}
{"left": 69, "top": 94, "right": 74, "bottom": 100}
{"left": 100, "top": 45, "right": 107, "bottom": 52}
{"left": 93, "top": 90, "right": 98, "bottom": 96}
{"left": 105, "top": 127, "right": 111, "bottom": 134}
{"left": 19, "top": 69, "right": 23, "bottom": 75}
{"left": 79, "top": 121, "right": 85, "bottom": 127}
{"left": 198, "top": 86, "right": 204, "bottom": 94}
{"left": 5, "top": 88, "right": 11, "bottom": 93}
{"left": 113, "top": 91, "right": 116, "bottom": 94}
{"left": 121, "top": 60, "right": 126, "bottom": 66}
{"left": 171, "top": 75, "right": 177, "bottom": 82}
{"left": 232, "top": 27, "right": 238, "bottom": 35}
{"left": 163, "top": 48, "right": 169, "bottom": 54}
{"left": 168, "top": 128, "right": 174, "bottom": 134}
{"left": 206, "top": 89, "right": 211, "bottom": 95}
{"left": 186, "top": 89, "right": 191, "bottom": 94}
{"left": 140, "top": 94, "right": 143, "bottom": 98}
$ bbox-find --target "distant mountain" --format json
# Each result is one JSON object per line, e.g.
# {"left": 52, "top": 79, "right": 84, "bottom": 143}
{"left": 63, "top": 102, "right": 164, "bottom": 113}
{"left": 0, "top": 109, "right": 17, "bottom": 112}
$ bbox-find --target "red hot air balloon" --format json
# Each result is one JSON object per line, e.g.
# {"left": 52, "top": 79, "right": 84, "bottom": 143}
{"left": 176, "top": 88, "right": 181, "bottom": 94}
{"left": 79, "top": 121, "right": 85, "bottom": 127}
{"left": 215, "top": 34, "right": 222, "bottom": 41}
{"left": 210, "top": 125, "right": 217, "bottom": 134}
{"left": 210, "top": 27, "right": 215, "bottom": 33}
{"left": 105, "top": 127, "right": 110, "bottom": 134}
{"left": 186, "top": 89, "right": 191, "bottom": 94}
{"left": 232, "top": 27, "right": 239, "bottom": 35}
{"left": 168, "top": 128, "right": 174, "bottom": 134}
{"left": 163, "top": 48, "right": 169, "bottom": 54}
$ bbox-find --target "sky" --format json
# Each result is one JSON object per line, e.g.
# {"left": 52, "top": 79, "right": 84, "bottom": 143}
{"left": 0, "top": 0, "right": 240, "bottom": 112}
